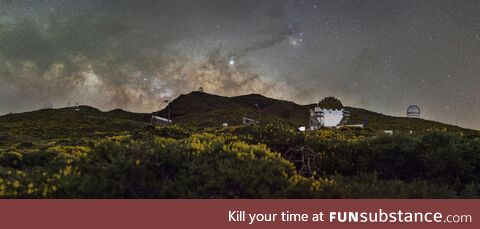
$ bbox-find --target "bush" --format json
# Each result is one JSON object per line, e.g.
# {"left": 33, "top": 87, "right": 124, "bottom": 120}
{"left": 1, "top": 126, "right": 479, "bottom": 198}
{"left": 332, "top": 173, "right": 460, "bottom": 198}
{"left": 133, "top": 125, "right": 191, "bottom": 140}
{"left": 55, "top": 134, "right": 328, "bottom": 198}
{"left": 0, "top": 151, "right": 23, "bottom": 168}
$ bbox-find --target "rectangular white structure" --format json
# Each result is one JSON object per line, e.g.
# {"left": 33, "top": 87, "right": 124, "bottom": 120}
{"left": 309, "top": 107, "right": 349, "bottom": 130}
{"left": 151, "top": 115, "right": 172, "bottom": 125}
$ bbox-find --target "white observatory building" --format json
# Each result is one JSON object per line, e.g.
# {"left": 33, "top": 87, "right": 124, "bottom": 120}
{"left": 309, "top": 97, "right": 349, "bottom": 130}
{"left": 406, "top": 105, "right": 421, "bottom": 118}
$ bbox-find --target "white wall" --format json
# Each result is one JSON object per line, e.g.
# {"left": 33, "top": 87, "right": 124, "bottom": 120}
{"left": 321, "top": 109, "right": 344, "bottom": 127}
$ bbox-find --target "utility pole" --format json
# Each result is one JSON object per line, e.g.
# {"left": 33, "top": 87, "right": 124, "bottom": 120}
{"left": 164, "top": 99, "right": 171, "bottom": 125}
{"left": 254, "top": 103, "right": 260, "bottom": 123}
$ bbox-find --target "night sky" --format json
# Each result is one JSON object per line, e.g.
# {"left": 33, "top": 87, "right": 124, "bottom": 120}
{"left": 1, "top": 0, "right": 479, "bottom": 129}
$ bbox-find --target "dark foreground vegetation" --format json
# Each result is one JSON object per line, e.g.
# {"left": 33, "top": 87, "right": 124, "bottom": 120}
{"left": 1, "top": 92, "right": 479, "bottom": 198}
{"left": 1, "top": 122, "right": 479, "bottom": 198}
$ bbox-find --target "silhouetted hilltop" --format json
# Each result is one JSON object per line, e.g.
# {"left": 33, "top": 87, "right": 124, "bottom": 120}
{"left": 1, "top": 92, "right": 477, "bottom": 138}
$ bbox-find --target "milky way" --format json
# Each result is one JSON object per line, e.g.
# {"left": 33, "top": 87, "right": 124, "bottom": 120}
{"left": 0, "top": 0, "right": 479, "bottom": 129}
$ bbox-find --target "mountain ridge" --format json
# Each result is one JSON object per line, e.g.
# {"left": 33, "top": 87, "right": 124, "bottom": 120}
{"left": 154, "top": 91, "right": 477, "bottom": 134}
{"left": 1, "top": 91, "right": 477, "bottom": 135}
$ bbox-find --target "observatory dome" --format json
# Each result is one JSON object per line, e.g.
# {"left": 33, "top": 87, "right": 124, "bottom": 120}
{"left": 406, "top": 105, "right": 421, "bottom": 118}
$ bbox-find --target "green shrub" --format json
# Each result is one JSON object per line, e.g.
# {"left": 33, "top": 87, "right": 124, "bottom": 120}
{"left": 1, "top": 125, "right": 479, "bottom": 198}
{"left": 0, "top": 151, "right": 23, "bottom": 168}
{"left": 54, "top": 134, "right": 327, "bottom": 198}
{"left": 332, "top": 173, "right": 461, "bottom": 198}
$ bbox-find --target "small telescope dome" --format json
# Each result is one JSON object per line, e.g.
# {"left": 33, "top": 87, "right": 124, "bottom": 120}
{"left": 407, "top": 105, "right": 421, "bottom": 118}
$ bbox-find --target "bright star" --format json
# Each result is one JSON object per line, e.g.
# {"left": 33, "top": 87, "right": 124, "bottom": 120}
{"left": 288, "top": 35, "right": 302, "bottom": 47}
{"left": 288, "top": 30, "right": 304, "bottom": 47}
{"left": 228, "top": 56, "right": 236, "bottom": 66}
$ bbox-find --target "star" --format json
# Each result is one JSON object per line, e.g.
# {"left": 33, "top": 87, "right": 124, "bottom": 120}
{"left": 288, "top": 32, "right": 304, "bottom": 47}
{"left": 228, "top": 56, "right": 236, "bottom": 66}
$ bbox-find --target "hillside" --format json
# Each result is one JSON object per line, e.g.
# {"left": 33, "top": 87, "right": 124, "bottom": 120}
{"left": 154, "top": 92, "right": 309, "bottom": 128}
{"left": 1, "top": 91, "right": 480, "bottom": 198}
{"left": 0, "top": 106, "right": 148, "bottom": 148}
{"left": 345, "top": 106, "right": 477, "bottom": 134}
{"left": 1, "top": 91, "right": 477, "bottom": 146}
{"left": 156, "top": 91, "right": 478, "bottom": 135}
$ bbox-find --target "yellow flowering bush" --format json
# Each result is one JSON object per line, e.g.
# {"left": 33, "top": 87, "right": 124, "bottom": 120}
{"left": 0, "top": 123, "right": 479, "bottom": 198}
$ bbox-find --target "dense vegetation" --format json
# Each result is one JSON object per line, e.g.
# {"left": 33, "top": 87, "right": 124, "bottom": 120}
{"left": 1, "top": 92, "right": 479, "bottom": 198}
{"left": 1, "top": 122, "right": 479, "bottom": 198}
